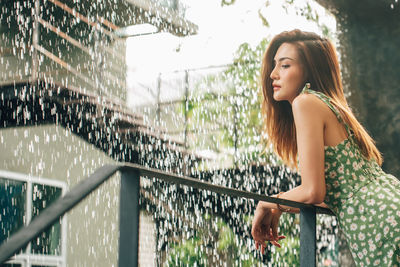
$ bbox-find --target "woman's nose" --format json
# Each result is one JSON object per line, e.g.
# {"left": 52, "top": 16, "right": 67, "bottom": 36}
{"left": 270, "top": 67, "right": 278, "bottom": 80}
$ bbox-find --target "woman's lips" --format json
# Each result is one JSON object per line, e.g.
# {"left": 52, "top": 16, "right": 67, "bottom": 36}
{"left": 273, "top": 85, "right": 281, "bottom": 91}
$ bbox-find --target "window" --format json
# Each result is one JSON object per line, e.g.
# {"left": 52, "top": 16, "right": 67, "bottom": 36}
{"left": 0, "top": 170, "right": 67, "bottom": 267}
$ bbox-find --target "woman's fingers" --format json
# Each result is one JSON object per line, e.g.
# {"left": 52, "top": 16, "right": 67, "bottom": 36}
{"left": 269, "top": 235, "right": 286, "bottom": 248}
{"left": 263, "top": 214, "right": 273, "bottom": 239}
{"left": 269, "top": 225, "right": 278, "bottom": 241}
{"left": 251, "top": 221, "right": 262, "bottom": 240}
{"left": 254, "top": 235, "right": 286, "bottom": 253}
{"left": 255, "top": 229, "right": 285, "bottom": 245}
{"left": 251, "top": 212, "right": 266, "bottom": 240}
{"left": 270, "top": 240, "right": 281, "bottom": 248}
{"left": 252, "top": 208, "right": 286, "bottom": 253}
{"left": 252, "top": 225, "right": 267, "bottom": 243}
{"left": 255, "top": 241, "right": 267, "bottom": 254}
{"left": 271, "top": 216, "right": 280, "bottom": 240}
{"left": 253, "top": 216, "right": 273, "bottom": 241}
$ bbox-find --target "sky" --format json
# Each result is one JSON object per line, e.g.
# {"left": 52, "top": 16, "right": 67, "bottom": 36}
{"left": 126, "top": 0, "right": 336, "bottom": 107}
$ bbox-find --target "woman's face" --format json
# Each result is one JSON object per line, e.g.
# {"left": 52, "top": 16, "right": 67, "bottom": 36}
{"left": 270, "top": 42, "right": 306, "bottom": 104}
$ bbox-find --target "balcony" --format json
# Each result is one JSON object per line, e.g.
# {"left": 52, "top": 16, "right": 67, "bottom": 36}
{"left": 0, "top": 163, "right": 334, "bottom": 266}
{"left": 0, "top": 0, "right": 197, "bottom": 100}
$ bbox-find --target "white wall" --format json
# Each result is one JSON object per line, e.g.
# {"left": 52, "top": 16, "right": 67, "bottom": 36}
{"left": 0, "top": 125, "right": 119, "bottom": 266}
{"left": 0, "top": 124, "right": 157, "bottom": 266}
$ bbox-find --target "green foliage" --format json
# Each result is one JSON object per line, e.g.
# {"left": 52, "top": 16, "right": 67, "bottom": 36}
{"left": 165, "top": 216, "right": 259, "bottom": 266}
{"left": 220, "top": 0, "right": 333, "bottom": 39}
{"left": 281, "top": 0, "right": 333, "bottom": 39}
{"left": 164, "top": 209, "right": 305, "bottom": 266}
{"left": 221, "top": 0, "right": 236, "bottom": 6}
{"left": 258, "top": 10, "right": 269, "bottom": 27}
{"left": 269, "top": 213, "right": 301, "bottom": 266}
{"left": 189, "top": 1, "right": 334, "bottom": 168}
{"left": 185, "top": 39, "right": 283, "bottom": 167}
{"left": 166, "top": 237, "right": 208, "bottom": 267}
{"left": 272, "top": 235, "right": 300, "bottom": 266}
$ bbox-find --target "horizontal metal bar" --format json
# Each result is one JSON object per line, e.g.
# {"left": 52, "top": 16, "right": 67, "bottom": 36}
{"left": 34, "top": 44, "right": 92, "bottom": 85}
{"left": 38, "top": 17, "right": 90, "bottom": 54}
{"left": 48, "top": 0, "right": 116, "bottom": 38}
{"left": 0, "top": 163, "right": 333, "bottom": 264}
{"left": 121, "top": 163, "right": 334, "bottom": 215}
{"left": 39, "top": 17, "right": 125, "bottom": 62}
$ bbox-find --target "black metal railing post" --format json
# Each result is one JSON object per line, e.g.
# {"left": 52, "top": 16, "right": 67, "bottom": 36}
{"left": 0, "top": 163, "right": 333, "bottom": 266}
{"left": 118, "top": 169, "right": 140, "bottom": 267}
{"left": 300, "top": 207, "right": 316, "bottom": 267}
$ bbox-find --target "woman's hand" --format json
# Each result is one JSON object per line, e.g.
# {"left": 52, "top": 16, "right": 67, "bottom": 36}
{"left": 251, "top": 201, "right": 285, "bottom": 254}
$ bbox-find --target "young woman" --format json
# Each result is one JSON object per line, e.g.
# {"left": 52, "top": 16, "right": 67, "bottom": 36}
{"left": 251, "top": 29, "right": 400, "bottom": 266}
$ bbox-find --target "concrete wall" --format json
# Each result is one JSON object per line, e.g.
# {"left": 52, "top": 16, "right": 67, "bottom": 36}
{"left": 0, "top": 125, "right": 156, "bottom": 266}
{"left": 0, "top": 124, "right": 119, "bottom": 266}
{"left": 317, "top": 0, "right": 400, "bottom": 177}
{"left": 337, "top": 13, "right": 400, "bottom": 177}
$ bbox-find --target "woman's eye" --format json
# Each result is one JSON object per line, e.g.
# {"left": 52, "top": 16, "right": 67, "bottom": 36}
{"left": 282, "top": 64, "right": 290, "bottom": 69}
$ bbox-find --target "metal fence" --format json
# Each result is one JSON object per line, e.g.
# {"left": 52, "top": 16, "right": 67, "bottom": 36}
{"left": 1, "top": 0, "right": 126, "bottom": 99}
{"left": 131, "top": 64, "right": 267, "bottom": 169}
{"left": 0, "top": 163, "right": 334, "bottom": 267}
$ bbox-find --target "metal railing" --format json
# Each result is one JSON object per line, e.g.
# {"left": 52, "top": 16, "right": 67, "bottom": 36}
{"left": 1, "top": 0, "right": 125, "bottom": 98}
{"left": 0, "top": 163, "right": 334, "bottom": 266}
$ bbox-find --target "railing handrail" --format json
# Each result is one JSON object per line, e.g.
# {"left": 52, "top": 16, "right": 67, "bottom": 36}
{"left": 0, "top": 162, "right": 333, "bottom": 264}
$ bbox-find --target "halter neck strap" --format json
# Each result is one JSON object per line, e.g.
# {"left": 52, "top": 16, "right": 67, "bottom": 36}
{"left": 301, "top": 85, "right": 353, "bottom": 138}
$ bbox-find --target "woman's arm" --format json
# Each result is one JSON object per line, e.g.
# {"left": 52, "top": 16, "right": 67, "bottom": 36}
{"left": 259, "top": 93, "right": 327, "bottom": 211}
{"left": 252, "top": 94, "right": 330, "bottom": 250}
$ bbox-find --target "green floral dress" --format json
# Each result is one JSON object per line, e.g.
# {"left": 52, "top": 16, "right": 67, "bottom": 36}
{"left": 302, "top": 87, "right": 400, "bottom": 266}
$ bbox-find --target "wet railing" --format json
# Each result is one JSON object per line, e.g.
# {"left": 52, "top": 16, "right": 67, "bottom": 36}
{"left": 0, "top": 163, "right": 334, "bottom": 267}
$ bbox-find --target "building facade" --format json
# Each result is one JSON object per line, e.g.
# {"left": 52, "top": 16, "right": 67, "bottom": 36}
{"left": 0, "top": 0, "right": 197, "bottom": 266}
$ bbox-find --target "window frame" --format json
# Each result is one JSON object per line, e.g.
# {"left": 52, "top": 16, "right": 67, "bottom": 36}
{"left": 0, "top": 170, "right": 67, "bottom": 267}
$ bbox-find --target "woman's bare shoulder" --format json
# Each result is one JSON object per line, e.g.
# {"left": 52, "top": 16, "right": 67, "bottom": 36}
{"left": 292, "top": 93, "right": 329, "bottom": 117}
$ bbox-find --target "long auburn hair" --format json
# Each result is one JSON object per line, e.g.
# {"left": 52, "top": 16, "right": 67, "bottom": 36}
{"left": 261, "top": 29, "right": 382, "bottom": 168}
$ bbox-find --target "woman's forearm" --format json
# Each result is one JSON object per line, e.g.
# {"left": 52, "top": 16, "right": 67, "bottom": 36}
{"left": 258, "top": 185, "right": 326, "bottom": 212}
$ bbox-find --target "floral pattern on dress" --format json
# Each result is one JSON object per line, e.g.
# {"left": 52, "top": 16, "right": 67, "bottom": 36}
{"left": 302, "top": 87, "right": 400, "bottom": 266}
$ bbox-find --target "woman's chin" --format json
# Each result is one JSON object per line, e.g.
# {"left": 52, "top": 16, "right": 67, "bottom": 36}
{"left": 273, "top": 92, "right": 292, "bottom": 103}
{"left": 273, "top": 93, "right": 283, "bottom": 102}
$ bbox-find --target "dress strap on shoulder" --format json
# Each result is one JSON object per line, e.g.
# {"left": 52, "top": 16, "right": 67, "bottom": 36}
{"left": 301, "top": 84, "right": 353, "bottom": 137}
